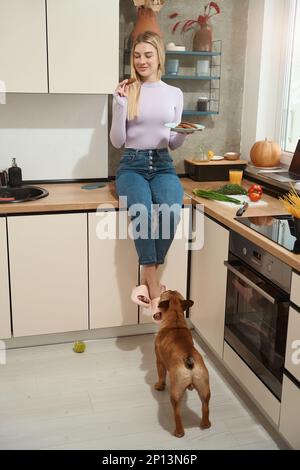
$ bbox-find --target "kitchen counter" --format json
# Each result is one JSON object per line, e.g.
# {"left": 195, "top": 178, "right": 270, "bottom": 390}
{"left": 0, "top": 182, "right": 120, "bottom": 213}
{"left": 0, "top": 178, "right": 299, "bottom": 271}
{"left": 0, "top": 182, "right": 192, "bottom": 213}
{"left": 181, "top": 177, "right": 300, "bottom": 272}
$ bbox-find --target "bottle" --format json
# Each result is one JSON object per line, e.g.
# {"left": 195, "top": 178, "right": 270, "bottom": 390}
{"left": 8, "top": 158, "right": 22, "bottom": 187}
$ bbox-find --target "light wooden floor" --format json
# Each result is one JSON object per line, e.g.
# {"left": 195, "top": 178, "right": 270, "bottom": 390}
{"left": 0, "top": 333, "right": 287, "bottom": 450}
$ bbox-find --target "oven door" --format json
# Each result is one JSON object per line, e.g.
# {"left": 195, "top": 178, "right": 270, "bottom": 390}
{"left": 224, "top": 257, "right": 289, "bottom": 400}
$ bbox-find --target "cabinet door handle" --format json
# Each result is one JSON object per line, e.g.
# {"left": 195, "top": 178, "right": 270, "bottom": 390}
{"left": 224, "top": 260, "right": 288, "bottom": 305}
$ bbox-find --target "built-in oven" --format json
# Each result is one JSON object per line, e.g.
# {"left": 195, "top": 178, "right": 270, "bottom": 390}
{"left": 224, "top": 232, "right": 292, "bottom": 400}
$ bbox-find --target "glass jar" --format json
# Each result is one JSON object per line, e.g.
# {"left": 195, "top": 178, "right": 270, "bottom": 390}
{"left": 197, "top": 97, "right": 209, "bottom": 112}
{"left": 193, "top": 146, "right": 208, "bottom": 162}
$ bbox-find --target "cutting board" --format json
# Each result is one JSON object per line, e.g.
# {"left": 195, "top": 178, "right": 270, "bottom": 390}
{"left": 215, "top": 194, "right": 268, "bottom": 208}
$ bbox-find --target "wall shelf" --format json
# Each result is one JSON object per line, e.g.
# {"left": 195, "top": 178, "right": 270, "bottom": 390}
{"left": 166, "top": 50, "right": 221, "bottom": 57}
{"left": 123, "top": 40, "right": 222, "bottom": 117}
{"left": 182, "top": 110, "right": 219, "bottom": 116}
{"left": 163, "top": 74, "right": 220, "bottom": 81}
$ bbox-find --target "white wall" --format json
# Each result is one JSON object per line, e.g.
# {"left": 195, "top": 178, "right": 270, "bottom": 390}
{"left": 0, "top": 94, "right": 108, "bottom": 181}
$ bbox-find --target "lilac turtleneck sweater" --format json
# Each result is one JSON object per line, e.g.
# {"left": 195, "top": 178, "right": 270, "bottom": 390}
{"left": 110, "top": 80, "right": 186, "bottom": 150}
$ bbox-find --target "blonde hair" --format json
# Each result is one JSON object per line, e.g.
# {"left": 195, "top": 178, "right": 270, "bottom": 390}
{"left": 127, "top": 31, "right": 165, "bottom": 121}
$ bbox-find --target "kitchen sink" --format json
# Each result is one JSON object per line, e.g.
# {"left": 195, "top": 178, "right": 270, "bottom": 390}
{"left": 0, "top": 185, "right": 49, "bottom": 203}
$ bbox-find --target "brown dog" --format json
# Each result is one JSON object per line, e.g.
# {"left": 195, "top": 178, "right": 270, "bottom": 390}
{"left": 154, "top": 290, "right": 211, "bottom": 438}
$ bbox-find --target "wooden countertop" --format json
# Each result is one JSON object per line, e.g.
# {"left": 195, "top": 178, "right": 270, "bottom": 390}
{"left": 184, "top": 158, "right": 247, "bottom": 166}
{"left": 0, "top": 182, "right": 192, "bottom": 214}
{"left": 0, "top": 182, "right": 120, "bottom": 213}
{"left": 0, "top": 179, "right": 299, "bottom": 271}
{"left": 181, "top": 178, "right": 300, "bottom": 272}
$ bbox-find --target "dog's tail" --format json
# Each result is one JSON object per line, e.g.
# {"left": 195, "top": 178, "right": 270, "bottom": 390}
{"left": 184, "top": 355, "right": 194, "bottom": 370}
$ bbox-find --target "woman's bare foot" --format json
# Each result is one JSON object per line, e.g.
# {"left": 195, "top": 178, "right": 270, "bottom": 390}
{"left": 141, "top": 264, "right": 163, "bottom": 300}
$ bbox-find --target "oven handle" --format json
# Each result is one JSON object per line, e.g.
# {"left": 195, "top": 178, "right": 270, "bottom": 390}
{"left": 224, "top": 260, "right": 286, "bottom": 305}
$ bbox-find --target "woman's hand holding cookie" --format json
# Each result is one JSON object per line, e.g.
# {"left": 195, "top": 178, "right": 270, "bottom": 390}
{"left": 115, "top": 78, "right": 136, "bottom": 98}
{"left": 115, "top": 80, "right": 129, "bottom": 98}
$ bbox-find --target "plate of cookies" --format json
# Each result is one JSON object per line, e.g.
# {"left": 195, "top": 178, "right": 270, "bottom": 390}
{"left": 165, "top": 122, "right": 205, "bottom": 134}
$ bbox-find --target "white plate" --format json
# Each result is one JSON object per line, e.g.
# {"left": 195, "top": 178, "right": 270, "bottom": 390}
{"left": 250, "top": 165, "right": 283, "bottom": 170}
{"left": 210, "top": 155, "right": 224, "bottom": 161}
{"left": 165, "top": 122, "right": 205, "bottom": 134}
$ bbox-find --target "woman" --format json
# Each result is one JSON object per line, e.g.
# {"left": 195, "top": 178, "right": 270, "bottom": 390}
{"left": 110, "top": 31, "right": 189, "bottom": 316}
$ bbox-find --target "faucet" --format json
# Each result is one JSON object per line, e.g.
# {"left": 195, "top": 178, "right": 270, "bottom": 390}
{"left": 0, "top": 170, "right": 8, "bottom": 186}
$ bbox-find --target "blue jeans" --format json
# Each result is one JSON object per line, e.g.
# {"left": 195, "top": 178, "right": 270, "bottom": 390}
{"left": 115, "top": 148, "right": 184, "bottom": 265}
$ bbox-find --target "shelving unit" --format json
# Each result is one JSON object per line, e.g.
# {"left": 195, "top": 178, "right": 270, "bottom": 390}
{"left": 123, "top": 40, "right": 222, "bottom": 117}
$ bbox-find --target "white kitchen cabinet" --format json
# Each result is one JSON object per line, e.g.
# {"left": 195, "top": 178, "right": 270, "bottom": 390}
{"left": 0, "top": 0, "right": 48, "bottom": 92}
{"left": 47, "top": 0, "right": 119, "bottom": 93}
{"left": 189, "top": 210, "right": 229, "bottom": 358}
{"left": 0, "top": 0, "right": 119, "bottom": 94}
{"left": 224, "top": 342, "right": 280, "bottom": 425}
{"left": 291, "top": 271, "right": 300, "bottom": 308}
{"left": 280, "top": 305, "right": 300, "bottom": 449}
{"left": 8, "top": 213, "right": 88, "bottom": 337}
{"left": 89, "top": 211, "right": 139, "bottom": 329}
{"left": 285, "top": 306, "right": 300, "bottom": 383}
{"left": 0, "top": 218, "right": 11, "bottom": 339}
{"left": 279, "top": 374, "right": 300, "bottom": 449}
{"left": 139, "top": 207, "right": 191, "bottom": 324}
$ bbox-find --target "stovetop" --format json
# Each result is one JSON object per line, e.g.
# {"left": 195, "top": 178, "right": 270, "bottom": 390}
{"left": 235, "top": 215, "right": 300, "bottom": 254}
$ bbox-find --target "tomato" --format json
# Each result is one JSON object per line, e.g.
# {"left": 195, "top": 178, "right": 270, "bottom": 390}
{"left": 248, "top": 191, "right": 262, "bottom": 202}
{"left": 248, "top": 184, "right": 263, "bottom": 195}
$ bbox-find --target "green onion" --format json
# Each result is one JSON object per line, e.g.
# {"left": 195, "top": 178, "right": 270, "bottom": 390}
{"left": 192, "top": 189, "right": 241, "bottom": 204}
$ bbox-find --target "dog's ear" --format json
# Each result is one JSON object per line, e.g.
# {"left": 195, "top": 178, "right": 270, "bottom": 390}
{"left": 158, "top": 299, "right": 169, "bottom": 310}
{"left": 180, "top": 299, "right": 194, "bottom": 311}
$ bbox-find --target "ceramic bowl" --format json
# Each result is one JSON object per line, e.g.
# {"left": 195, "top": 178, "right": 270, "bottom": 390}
{"left": 224, "top": 152, "right": 240, "bottom": 161}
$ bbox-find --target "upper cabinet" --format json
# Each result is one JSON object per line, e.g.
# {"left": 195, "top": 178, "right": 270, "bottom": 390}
{"left": 0, "top": 0, "right": 119, "bottom": 94}
{"left": 47, "top": 0, "right": 119, "bottom": 94}
{"left": 0, "top": 0, "right": 48, "bottom": 92}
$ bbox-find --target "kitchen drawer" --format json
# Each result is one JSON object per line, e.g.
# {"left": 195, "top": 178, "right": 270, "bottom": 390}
{"left": 291, "top": 271, "right": 300, "bottom": 307}
{"left": 224, "top": 342, "right": 280, "bottom": 425}
{"left": 285, "top": 307, "right": 300, "bottom": 382}
{"left": 279, "top": 374, "right": 300, "bottom": 449}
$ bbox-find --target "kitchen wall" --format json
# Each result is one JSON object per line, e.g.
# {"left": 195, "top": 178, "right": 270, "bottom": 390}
{"left": 0, "top": 94, "right": 108, "bottom": 181}
{"left": 109, "top": 0, "right": 249, "bottom": 176}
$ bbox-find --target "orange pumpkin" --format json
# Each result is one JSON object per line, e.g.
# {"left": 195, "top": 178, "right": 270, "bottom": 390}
{"left": 250, "top": 139, "right": 281, "bottom": 167}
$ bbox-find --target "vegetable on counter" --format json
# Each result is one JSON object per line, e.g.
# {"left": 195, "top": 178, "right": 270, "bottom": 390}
{"left": 214, "top": 184, "right": 248, "bottom": 195}
{"left": 248, "top": 184, "right": 263, "bottom": 195}
{"left": 192, "top": 189, "right": 242, "bottom": 204}
{"left": 247, "top": 183, "right": 263, "bottom": 202}
{"left": 248, "top": 192, "right": 261, "bottom": 202}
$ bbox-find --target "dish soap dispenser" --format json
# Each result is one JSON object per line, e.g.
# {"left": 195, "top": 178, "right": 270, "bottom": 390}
{"left": 8, "top": 158, "right": 22, "bottom": 187}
